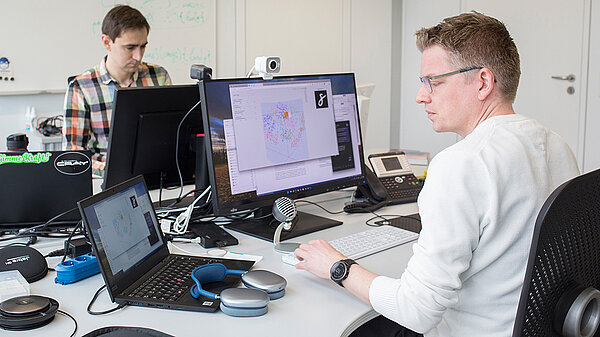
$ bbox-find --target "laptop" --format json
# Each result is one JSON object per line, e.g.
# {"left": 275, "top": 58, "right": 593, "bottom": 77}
{"left": 77, "top": 175, "right": 254, "bottom": 312}
{"left": 0, "top": 150, "right": 92, "bottom": 228}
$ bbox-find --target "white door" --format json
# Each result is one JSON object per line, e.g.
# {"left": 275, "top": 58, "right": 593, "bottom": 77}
{"left": 400, "top": 0, "right": 588, "bottom": 169}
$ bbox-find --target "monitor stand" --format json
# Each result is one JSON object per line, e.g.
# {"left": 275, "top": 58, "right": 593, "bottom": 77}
{"left": 224, "top": 210, "right": 342, "bottom": 243}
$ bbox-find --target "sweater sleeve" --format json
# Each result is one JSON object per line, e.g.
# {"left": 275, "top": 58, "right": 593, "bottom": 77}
{"left": 369, "top": 149, "right": 492, "bottom": 333}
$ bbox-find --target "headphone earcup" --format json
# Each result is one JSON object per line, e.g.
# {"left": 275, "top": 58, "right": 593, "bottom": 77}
{"left": 241, "top": 270, "right": 287, "bottom": 300}
{"left": 219, "top": 288, "right": 269, "bottom": 317}
{"left": 219, "top": 303, "right": 268, "bottom": 317}
{"left": 266, "top": 289, "right": 285, "bottom": 300}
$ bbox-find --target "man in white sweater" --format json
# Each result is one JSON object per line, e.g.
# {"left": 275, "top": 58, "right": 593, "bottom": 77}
{"left": 293, "top": 12, "right": 580, "bottom": 337}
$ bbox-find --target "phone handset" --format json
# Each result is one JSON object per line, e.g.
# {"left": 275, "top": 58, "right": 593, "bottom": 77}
{"left": 357, "top": 166, "right": 388, "bottom": 203}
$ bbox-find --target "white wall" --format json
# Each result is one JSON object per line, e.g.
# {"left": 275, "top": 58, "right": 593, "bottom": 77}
{"left": 0, "top": 0, "right": 394, "bottom": 153}
{"left": 399, "top": 1, "right": 460, "bottom": 156}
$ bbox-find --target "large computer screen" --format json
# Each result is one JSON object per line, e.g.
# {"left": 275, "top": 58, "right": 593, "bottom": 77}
{"left": 199, "top": 73, "right": 366, "bottom": 241}
{"left": 103, "top": 85, "right": 205, "bottom": 196}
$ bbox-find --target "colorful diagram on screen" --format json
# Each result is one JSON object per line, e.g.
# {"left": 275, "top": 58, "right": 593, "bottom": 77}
{"left": 261, "top": 99, "right": 308, "bottom": 164}
{"left": 113, "top": 213, "right": 133, "bottom": 237}
{"left": 97, "top": 201, "right": 150, "bottom": 260}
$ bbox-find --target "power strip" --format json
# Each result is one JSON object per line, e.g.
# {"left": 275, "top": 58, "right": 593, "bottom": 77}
{"left": 54, "top": 253, "right": 100, "bottom": 285}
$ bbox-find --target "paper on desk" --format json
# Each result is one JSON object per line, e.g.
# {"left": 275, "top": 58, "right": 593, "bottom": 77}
{"left": 401, "top": 149, "right": 430, "bottom": 166}
{"left": 223, "top": 251, "right": 263, "bottom": 263}
{"left": 196, "top": 249, "right": 263, "bottom": 263}
{"left": 168, "top": 242, "right": 263, "bottom": 263}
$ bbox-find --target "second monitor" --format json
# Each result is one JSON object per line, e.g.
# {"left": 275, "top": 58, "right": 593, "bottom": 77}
{"left": 199, "top": 73, "right": 367, "bottom": 241}
{"left": 103, "top": 84, "right": 205, "bottom": 198}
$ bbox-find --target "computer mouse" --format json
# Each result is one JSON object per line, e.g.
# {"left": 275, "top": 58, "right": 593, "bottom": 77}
{"left": 343, "top": 202, "right": 373, "bottom": 213}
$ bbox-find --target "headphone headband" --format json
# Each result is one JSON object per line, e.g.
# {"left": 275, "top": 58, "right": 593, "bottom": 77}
{"left": 190, "top": 263, "right": 245, "bottom": 299}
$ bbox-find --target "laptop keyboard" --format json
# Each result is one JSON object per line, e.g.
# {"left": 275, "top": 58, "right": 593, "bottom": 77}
{"left": 129, "top": 256, "right": 219, "bottom": 302}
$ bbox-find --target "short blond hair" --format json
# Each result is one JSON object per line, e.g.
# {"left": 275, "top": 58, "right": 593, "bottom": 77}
{"left": 416, "top": 11, "right": 520, "bottom": 102}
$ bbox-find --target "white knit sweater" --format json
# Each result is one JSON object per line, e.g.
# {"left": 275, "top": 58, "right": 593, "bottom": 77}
{"left": 369, "top": 114, "right": 580, "bottom": 336}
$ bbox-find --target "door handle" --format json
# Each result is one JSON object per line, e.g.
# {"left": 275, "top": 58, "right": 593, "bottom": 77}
{"left": 551, "top": 74, "right": 576, "bottom": 82}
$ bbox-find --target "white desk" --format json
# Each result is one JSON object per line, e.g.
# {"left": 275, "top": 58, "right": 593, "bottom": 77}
{"left": 8, "top": 190, "right": 418, "bottom": 337}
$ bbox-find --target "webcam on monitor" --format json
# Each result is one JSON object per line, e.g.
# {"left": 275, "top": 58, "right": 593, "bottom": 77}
{"left": 190, "top": 64, "right": 213, "bottom": 81}
{"left": 247, "top": 56, "right": 281, "bottom": 80}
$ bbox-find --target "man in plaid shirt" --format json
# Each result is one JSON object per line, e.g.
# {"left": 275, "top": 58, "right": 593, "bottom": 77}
{"left": 63, "top": 5, "right": 171, "bottom": 177}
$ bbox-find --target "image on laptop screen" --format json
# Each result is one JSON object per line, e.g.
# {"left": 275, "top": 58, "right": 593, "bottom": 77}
{"left": 82, "top": 180, "right": 163, "bottom": 277}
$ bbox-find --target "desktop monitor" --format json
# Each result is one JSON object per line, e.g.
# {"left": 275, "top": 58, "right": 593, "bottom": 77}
{"left": 199, "top": 73, "right": 366, "bottom": 241}
{"left": 103, "top": 85, "right": 205, "bottom": 194}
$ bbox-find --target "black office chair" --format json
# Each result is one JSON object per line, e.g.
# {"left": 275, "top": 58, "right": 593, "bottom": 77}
{"left": 513, "top": 169, "right": 600, "bottom": 337}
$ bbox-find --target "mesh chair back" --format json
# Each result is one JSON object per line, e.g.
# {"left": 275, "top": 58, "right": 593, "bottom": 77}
{"left": 513, "top": 169, "right": 600, "bottom": 337}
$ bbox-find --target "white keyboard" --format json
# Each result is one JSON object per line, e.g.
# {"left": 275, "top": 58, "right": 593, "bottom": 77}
{"left": 280, "top": 225, "right": 419, "bottom": 265}
{"left": 329, "top": 225, "right": 418, "bottom": 260}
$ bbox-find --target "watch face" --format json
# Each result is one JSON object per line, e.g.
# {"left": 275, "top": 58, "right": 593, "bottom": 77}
{"left": 331, "top": 262, "right": 347, "bottom": 281}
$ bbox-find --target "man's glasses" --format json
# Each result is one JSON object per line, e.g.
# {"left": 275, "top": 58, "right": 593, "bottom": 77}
{"left": 419, "top": 66, "right": 483, "bottom": 93}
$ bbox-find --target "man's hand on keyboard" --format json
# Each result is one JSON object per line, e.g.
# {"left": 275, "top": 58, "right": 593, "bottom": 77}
{"left": 294, "top": 239, "right": 347, "bottom": 280}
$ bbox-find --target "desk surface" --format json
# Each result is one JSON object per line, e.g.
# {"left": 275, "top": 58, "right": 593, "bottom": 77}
{"left": 7, "top": 189, "right": 418, "bottom": 337}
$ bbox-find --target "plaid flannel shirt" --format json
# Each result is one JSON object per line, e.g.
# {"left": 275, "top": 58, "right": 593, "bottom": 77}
{"left": 63, "top": 56, "right": 171, "bottom": 177}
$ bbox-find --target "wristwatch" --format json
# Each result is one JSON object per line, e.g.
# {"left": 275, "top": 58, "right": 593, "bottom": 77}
{"left": 330, "top": 259, "right": 357, "bottom": 287}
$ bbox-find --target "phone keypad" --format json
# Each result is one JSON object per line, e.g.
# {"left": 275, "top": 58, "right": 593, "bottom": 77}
{"left": 381, "top": 175, "right": 423, "bottom": 202}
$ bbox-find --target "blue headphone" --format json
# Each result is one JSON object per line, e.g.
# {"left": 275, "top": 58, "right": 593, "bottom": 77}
{"left": 190, "top": 263, "right": 287, "bottom": 317}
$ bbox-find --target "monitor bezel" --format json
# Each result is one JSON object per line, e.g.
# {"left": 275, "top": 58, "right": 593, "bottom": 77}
{"left": 199, "top": 73, "right": 367, "bottom": 216}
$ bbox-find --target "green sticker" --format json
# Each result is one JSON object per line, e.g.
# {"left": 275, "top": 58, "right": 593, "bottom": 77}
{"left": 0, "top": 152, "right": 53, "bottom": 165}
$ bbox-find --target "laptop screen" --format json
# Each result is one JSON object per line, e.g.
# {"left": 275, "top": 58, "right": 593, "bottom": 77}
{"left": 81, "top": 177, "right": 165, "bottom": 280}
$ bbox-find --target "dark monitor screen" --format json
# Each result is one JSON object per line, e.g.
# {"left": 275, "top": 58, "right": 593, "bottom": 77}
{"left": 199, "top": 73, "right": 366, "bottom": 240}
{"left": 103, "top": 85, "right": 203, "bottom": 192}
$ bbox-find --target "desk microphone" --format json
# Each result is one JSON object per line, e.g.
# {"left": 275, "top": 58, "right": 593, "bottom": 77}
{"left": 272, "top": 197, "right": 300, "bottom": 253}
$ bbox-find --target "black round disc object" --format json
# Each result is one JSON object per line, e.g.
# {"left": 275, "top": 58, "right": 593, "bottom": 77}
{"left": 0, "top": 295, "right": 59, "bottom": 331}
{"left": 0, "top": 246, "right": 48, "bottom": 283}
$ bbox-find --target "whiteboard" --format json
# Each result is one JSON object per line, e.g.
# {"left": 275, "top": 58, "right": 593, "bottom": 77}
{"left": 0, "top": 0, "right": 215, "bottom": 95}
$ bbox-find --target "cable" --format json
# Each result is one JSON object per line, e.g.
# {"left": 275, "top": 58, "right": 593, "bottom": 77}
{"left": 364, "top": 213, "right": 422, "bottom": 227}
{"left": 294, "top": 200, "right": 346, "bottom": 215}
{"left": 57, "top": 309, "right": 78, "bottom": 337}
{"left": 44, "top": 248, "right": 66, "bottom": 258}
{"left": 36, "top": 115, "right": 63, "bottom": 136}
{"left": 174, "top": 99, "right": 202, "bottom": 202}
{"left": 158, "top": 172, "right": 167, "bottom": 207}
{"left": 166, "top": 188, "right": 201, "bottom": 208}
{"left": 170, "top": 186, "right": 211, "bottom": 235}
{"left": 0, "top": 207, "right": 79, "bottom": 243}
{"left": 223, "top": 209, "right": 256, "bottom": 220}
{"left": 364, "top": 211, "right": 393, "bottom": 227}
{"left": 87, "top": 285, "right": 127, "bottom": 315}
{"left": 18, "top": 207, "right": 79, "bottom": 236}
{"left": 61, "top": 221, "right": 83, "bottom": 263}
{"left": 246, "top": 65, "right": 256, "bottom": 78}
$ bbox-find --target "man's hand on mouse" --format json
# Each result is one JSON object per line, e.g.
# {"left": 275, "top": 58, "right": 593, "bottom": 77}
{"left": 294, "top": 239, "right": 346, "bottom": 279}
